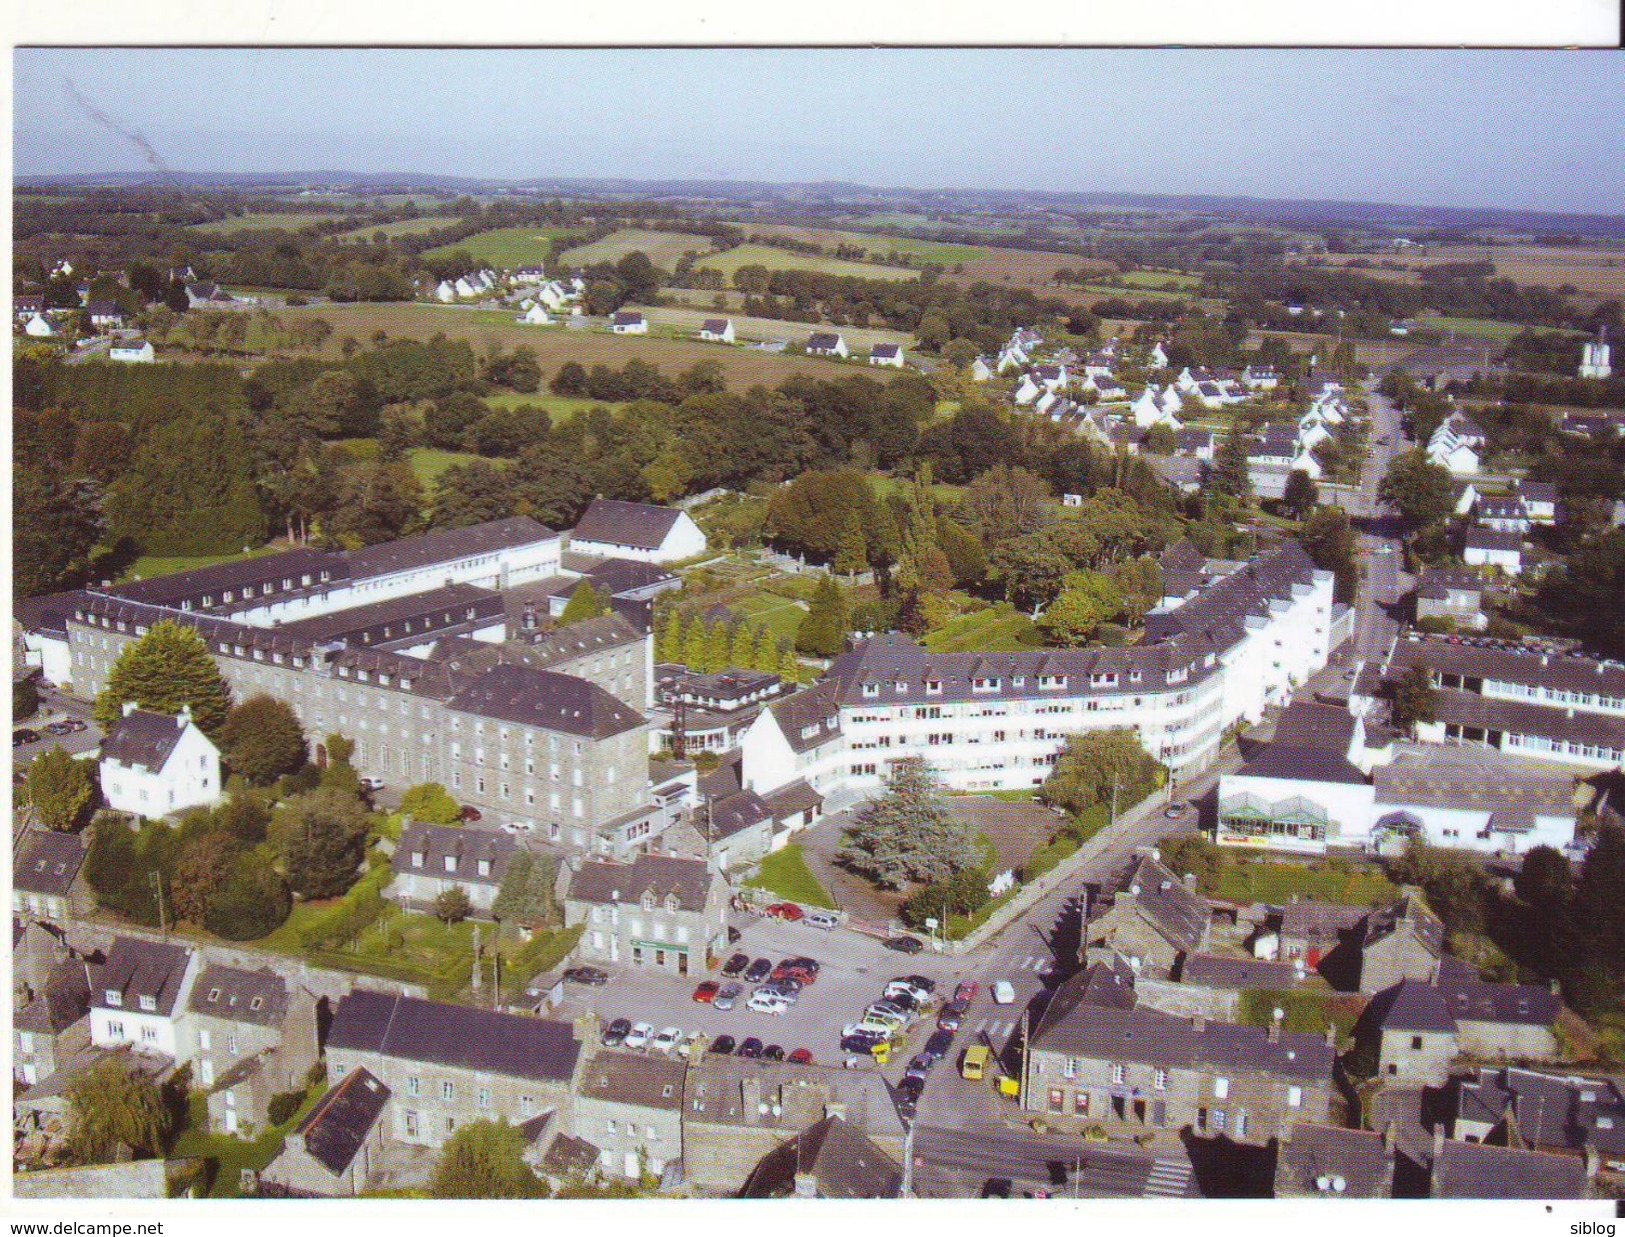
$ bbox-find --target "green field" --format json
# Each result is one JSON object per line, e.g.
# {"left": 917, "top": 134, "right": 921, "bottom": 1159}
{"left": 922, "top": 605, "right": 1042, "bottom": 653}
{"left": 406, "top": 447, "right": 492, "bottom": 484}
{"left": 481, "top": 391, "right": 623, "bottom": 425}
{"left": 697, "top": 243, "right": 917, "bottom": 283}
{"left": 728, "top": 590, "right": 810, "bottom": 644}
{"left": 1115, "top": 269, "right": 1201, "bottom": 290}
{"left": 1211, "top": 860, "right": 1398, "bottom": 907}
{"left": 111, "top": 545, "right": 281, "bottom": 585}
{"left": 1414, "top": 314, "right": 1579, "bottom": 342}
{"left": 559, "top": 228, "right": 719, "bottom": 270}
{"left": 193, "top": 212, "right": 339, "bottom": 234}
{"left": 746, "top": 844, "right": 836, "bottom": 909}
{"left": 337, "top": 215, "right": 461, "bottom": 241}
{"left": 868, "top": 472, "right": 965, "bottom": 505}
{"left": 423, "top": 225, "right": 575, "bottom": 267}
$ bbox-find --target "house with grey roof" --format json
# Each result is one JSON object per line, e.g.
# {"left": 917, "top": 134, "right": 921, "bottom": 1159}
{"left": 88, "top": 936, "right": 199, "bottom": 1061}
{"left": 560, "top": 852, "right": 728, "bottom": 976}
{"left": 14, "top": 958, "right": 92, "bottom": 1089}
{"left": 1216, "top": 701, "right": 1375, "bottom": 854}
{"left": 571, "top": 1050, "right": 687, "bottom": 1180}
{"left": 98, "top": 702, "right": 220, "bottom": 821}
{"left": 1274, "top": 1121, "right": 1396, "bottom": 1197}
{"left": 260, "top": 1067, "right": 391, "bottom": 1197}
{"left": 1453, "top": 1066, "right": 1625, "bottom": 1174}
{"left": 1085, "top": 853, "right": 1211, "bottom": 978}
{"left": 568, "top": 498, "right": 706, "bottom": 564}
{"left": 1463, "top": 525, "right": 1524, "bottom": 575}
{"left": 1430, "top": 1133, "right": 1590, "bottom": 1198}
{"left": 610, "top": 309, "right": 647, "bottom": 334}
{"left": 737, "top": 678, "right": 847, "bottom": 799}
{"left": 699, "top": 317, "right": 735, "bottom": 343}
{"left": 1414, "top": 566, "right": 1487, "bottom": 630}
{"left": 185, "top": 964, "right": 320, "bottom": 1136}
{"left": 1358, "top": 895, "right": 1445, "bottom": 994}
{"left": 322, "top": 988, "right": 582, "bottom": 1152}
{"left": 805, "top": 331, "right": 848, "bottom": 358}
{"left": 12, "top": 828, "right": 90, "bottom": 923}
{"left": 867, "top": 342, "right": 904, "bottom": 368}
{"left": 1025, "top": 961, "right": 1335, "bottom": 1143}
{"left": 389, "top": 821, "right": 520, "bottom": 914}
{"left": 740, "top": 1114, "right": 903, "bottom": 1199}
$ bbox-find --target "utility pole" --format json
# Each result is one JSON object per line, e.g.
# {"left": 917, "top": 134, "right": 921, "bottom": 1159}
{"left": 148, "top": 870, "right": 167, "bottom": 940}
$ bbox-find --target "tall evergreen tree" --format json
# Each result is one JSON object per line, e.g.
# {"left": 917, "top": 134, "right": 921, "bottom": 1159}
{"left": 702, "top": 619, "right": 730, "bottom": 672}
{"left": 1211, "top": 425, "right": 1252, "bottom": 505}
{"left": 559, "top": 580, "right": 607, "bottom": 623}
{"left": 795, "top": 575, "right": 849, "bottom": 658}
{"left": 729, "top": 622, "right": 756, "bottom": 670}
{"left": 833, "top": 509, "right": 868, "bottom": 576}
{"left": 280, "top": 788, "right": 368, "bottom": 900}
{"left": 658, "top": 609, "right": 685, "bottom": 662}
{"left": 682, "top": 618, "right": 708, "bottom": 671}
{"left": 94, "top": 621, "right": 233, "bottom": 736}
{"left": 837, "top": 756, "right": 982, "bottom": 888}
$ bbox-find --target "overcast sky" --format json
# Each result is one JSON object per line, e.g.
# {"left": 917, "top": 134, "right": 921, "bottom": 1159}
{"left": 13, "top": 48, "right": 1624, "bottom": 215}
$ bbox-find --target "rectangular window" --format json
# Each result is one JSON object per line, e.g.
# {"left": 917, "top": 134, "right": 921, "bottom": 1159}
{"left": 408, "top": 1076, "right": 420, "bottom": 1097}
{"left": 1288, "top": 1085, "right": 1302, "bottom": 1108}
{"left": 1214, "top": 1077, "right": 1229, "bottom": 1099}
{"left": 442, "top": 1081, "right": 455, "bottom": 1101}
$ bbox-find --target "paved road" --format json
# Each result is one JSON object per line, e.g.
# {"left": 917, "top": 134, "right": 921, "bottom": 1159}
{"left": 1350, "top": 381, "right": 1411, "bottom": 667}
{"left": 911, "top": 1124, "right": 1195, "bottom": 1198}
{"left": 12, "top": 689, "right": 102, "bottom": 770}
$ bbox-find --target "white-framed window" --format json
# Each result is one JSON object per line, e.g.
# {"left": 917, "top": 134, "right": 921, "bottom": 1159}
{"left": 1287, "top": 1085, "right": 1302, "bottom": 1108}
{"left": 1214, "top": 1077, "right": 1229, "bottom": 1099}
{"left": 1111, "top": 1063, "right": 1125, "bottom": 1085}
{"left": 442, "top": 1080, "right": 455, "bottom": 1101}
{"left": 1154, "top": 1068, "right": 1168, "bottom": 1092}
{"left": 408, "top": 1076, "right": 420, "bottom": 1097}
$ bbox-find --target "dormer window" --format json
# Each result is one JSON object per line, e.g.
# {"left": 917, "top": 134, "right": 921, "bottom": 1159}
{"left": 1129, "top": 670, "right": 1143, "bottom": 683}
{"left": 666, "top": 894, "right": 680, "bottom": 912}
{"left": 861, "top": 683, "right": 880, "bottom": 698}
{"left": 106, "top": 990, "right": 122, "bottom": 1007}
{"left": 207, "top": 988, "right": 221, "bottom": 1003}
{"left": 973, "top": 677, "right": 999, "bottom": 692}
{"left": 1012, "top": 676, "right": 1024, "bottom": 688}
{"left": 642, "top": 891, "right": 656, "bottom": 911}
{"left": 249, "top": 997, "right": 263, "bottom": 1011}
{"left": 477, "top": 858, "right": 491, "bottom": 877}
{"left": 443, "top": 855, "right": 457, "bottom": 873}
{"left": 139, "top": 994, "right": 157, "bottom": 1012}
{"left": 894, "top": 680, "right": 907, "bottom": 693}
{"left": 925, "top": 679, "right": 942, "bottom": 696}
{"left": 411, "top": 851, "right": 425, "bottom": 869}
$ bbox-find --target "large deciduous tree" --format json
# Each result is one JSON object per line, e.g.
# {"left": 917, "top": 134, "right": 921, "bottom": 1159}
{"left": 1041, "top": 729, "right": 1165, "bottom": 815}
{"left": 429, "top": 1120, "right": 549, "bottom": 1199}
{"left": 795, "top": 574, "right": 849, "bottom": 659}
{"left": 221, "top": 695, "right": 306, "bottom": 786}
{"left": 27, "top": 746, "right": 95, "bottom": 832}
{"left": 67, "top": 1058, "right": 176, "bottom": 1163}
{"left": 1379, "top": 449, "right": 1454, "bottom": 533}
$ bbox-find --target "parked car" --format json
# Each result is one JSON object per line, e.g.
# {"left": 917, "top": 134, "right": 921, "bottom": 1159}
{"left": 721, "top": 953, "right": 751, "bottom": 977}
{"left": 923, "top": 1029, "right": 954, "bottom": 1062}
{"left": 564, "top": 966, "right": 609, "bottom": 986}
{"left": 841, "top": 1027, "right": 890, "bottom": 1052}
{"left": 61, "top": 719, "right": 87, "bottom": 733}
{"left": 743, "top": 958, "right": 774, "bottom": 983}
{"left": 623, "top": 1021, "right": 655, "bottom": 1050}
{"left": 712, "top": 982, "right": 743, "bottom": 1011}
{"left": 748, "top": 991, "right": 791, "bottom": 1015}
{"left": 905, "top": 1053, "right": 934, "bottom": 1081}
{"left": 761, "top": 975, "right": 803, "bottom": 995}
{"left": 804, "top": 909, "right": 840, "bottom": 930}
{"left": 709, "top": 1035, "right": 737, "bottom": 1055}
{"left": 883, "top": 935, "right": 924, "bottom": 954}
{"left": 896, "top": 1075, "right": 925, "bottom": 1120}
{"left": 650, "top": 1026, "right": 685, "bottom": 1055}
{"left": 1163, "top": 802, "right": 1186, "bottom": 819}
{"left": 761, "top": 1044, "right": 786, "bottom": 1062}
{"left": 692, "top": 981, "right": 721, "bottom": 1004}
{"left": 12, "top": 730, "right": 40, "bottom": 747}
{"left": 787, "top": 1048, "right": 814, "bottom": 1065}
{"left": 863, "top": 1004, "right": 910, "bottom": 1028}
{"left": 736, "top": 1037, "right": 765, "bottom": 1058}
{"left": 43, "top": 721, "right": 72, "bottom": 736}
{"left": 954, "top": 981, "right": 979, "bottom": 1004}
{"left": 937, "top": 1000, "right": 968, "bottom": 1031}
{"left": 602, "top": 1017, "right": 632, "bottom": 1047}
{"left": 878, "top": 989, "right": 918, "bottom": 1012}
{"left": 992, "top": 981, "right": 1016, "bottom": 1005}
{"left": 885, "top": 977, "right": 933, "bottom": 1004}
{"left": 765, "top": 902, "right": 804, "bottom": 922}
{"left": 458, "top": 805, "right": 482, "bottom": 822}
{"left": 359, "top": 776, "right": 386, "bottom": 792}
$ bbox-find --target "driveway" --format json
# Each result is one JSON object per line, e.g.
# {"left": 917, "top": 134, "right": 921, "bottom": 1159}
{"left": 794, "top": 811, "right": 909, "bottom": 926}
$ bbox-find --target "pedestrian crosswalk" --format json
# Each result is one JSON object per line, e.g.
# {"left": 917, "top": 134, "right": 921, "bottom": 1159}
{"left": 972, "top": 1018, "right": 1014, "bottom": 1040}
{"left": 1142, "top": 1157, "right": 1194, "bottom": 1198}
{"left": 1016, "top": 955, "right": 1048, "bottom": 970}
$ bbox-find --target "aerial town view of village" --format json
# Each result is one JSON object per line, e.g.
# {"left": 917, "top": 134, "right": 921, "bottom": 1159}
{"left": 8, "top": 45, "right": 1625, "bottom": 1213}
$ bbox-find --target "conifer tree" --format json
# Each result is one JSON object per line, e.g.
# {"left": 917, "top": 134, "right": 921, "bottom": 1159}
{"left": 94, "top": 620, "right": 233, "bottom": 736}
{"left": 702, "top": 619, "right": 730, "bottom": 672}
{"left": 834, "top": 509, "right": 868, "bottom": 576}
{"left": 659, "top": 609, "right": 685, "bottom": 662}
{"left": 795, "top": 575, "right": 849, "bottom": 658}
{"left": 682, "top": 617, "right": 708, "bottom": 670}
{"left": 729, "top": 622, "right": 756, "bottom": 670}
{"left": 560, "top": 580, "right": 607, "bottom": 623}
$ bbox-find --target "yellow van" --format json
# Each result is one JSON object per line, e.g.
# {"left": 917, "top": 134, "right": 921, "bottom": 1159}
{"left": 962, "top": 1044, "right": 991, "bottom": 1081}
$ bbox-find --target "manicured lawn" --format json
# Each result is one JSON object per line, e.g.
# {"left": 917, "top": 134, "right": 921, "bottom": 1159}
{"left": 1237, "top": 988, "right": 1365, "bottom": 1043}
{"left": 423, "top": 225, "right": 575, "bottom": 267}
{"left": 482, "top": 391, "right": 624, "bottom": 425}
{"left": 867, "top": 472, "right": 965, "bottom": 505}
{"left": 727, "top": 590, "right": 809, "bottom": 644}
{"left": 1210, "top": 859, "right": 1398, "bottom": 907}
{"left": 922, "top": 605, "right": 1042, "bottom": 654}
{"left": 746, "top": 844, "right": 836, "bottom": 909}
{"left": 559, "top": 228, "right": 719, "bottom": 270}
{"left": 407, "top": 447, "right": 497, "bottom": 485}
{"left": 1413, "top": 314, "right": 1581, "bottom": 342}
{"left": 697, "top": 243, "right": 917, "bottom": 282}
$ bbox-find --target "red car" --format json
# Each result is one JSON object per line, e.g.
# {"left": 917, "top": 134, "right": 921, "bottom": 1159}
{"left": 955, "top": 981, "right": 979, "bottom": 1004}
{"left": 692, "top": 981, "right": 721, "bottom": 1004}
{"left": 765, "top": 903, "right": 804, "bottom": 921}
{"left": 459, "top": 805, "right": 482, "bottom": 823}
{"left": 787, "top": 1048, "right": 814, "bottom": 1065}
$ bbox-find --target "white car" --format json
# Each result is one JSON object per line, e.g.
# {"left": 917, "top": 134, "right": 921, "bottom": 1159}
{"left": 884, "top": 978, "right": 935, "bottom": 1004}
{"left": 650, "top": 1026, "right": 685, "bottom": 1054}
{"left": 863, "top": 1004, "right": 911, "bottom": 1028}
{"left": 359, "top": 776, "right": 385, "bottom": 792}
{"left": 623, "top": 1021, "right": 655, "bottom": 1050}
{"left": 991, "top": 981, "right": 1017, "bottom": 1005}
{"left": 843, "top": 1020, "right": 898, "bottom": 1040}
{"left": 747, "top": 991, "right": 790, "bottom": 1015}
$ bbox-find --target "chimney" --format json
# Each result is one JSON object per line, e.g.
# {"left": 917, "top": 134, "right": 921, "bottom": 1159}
{"left": 1431, "top": 1125, "right": 1446, "bottom": 1159}
{"left": 178, "top": 704, "right": 191, "bottom": 728}
{"left": 1325, "top": 1022, "right": 1337, "bottom": 1048}
{"left": 122, "top": 700, "right": 138, "bottom": 717}
{"left": 793, "top": 1171, "right": 819, "bottom": 1199}
{"left": 1191, "top": 1015, "right": 1206, "bottom": 1033}
{"left": 741, "top": 1076, "right": 762, "bottom": 1121}
{"left": 1381, "top": 1120, "right": 1397, "bottom": 1152}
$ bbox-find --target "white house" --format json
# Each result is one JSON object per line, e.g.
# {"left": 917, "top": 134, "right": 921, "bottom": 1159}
{"left": 1429, "top": 439, "right": 1481, "bottom": 477}
{"left": 807, "top": 332, "right": 848, "bottom": 358}
{"left": 699, "top": 318, "right": 736, "bottom": 344}
{"left": 518, "top": 304, "right": 553, "bottom": 326}
{"left": 24, "top": 313, "right": 55, "bottom": 338}
{"left": 1515, "top": 482, "right": 1559, "bottom": 525}
{"left": 971, "top": 356, "right": 995, "bottom": 382}
{"left": 1147, "top": 342, "right": 1169, "bottom": 370}
{"left": 569, "top": 498, "right": 707, "bottom": 564}
{"left": 1579, "top": 330, "right": 1611, "bottom": 380}
{"left": 611, "top": 310, "right": 648, "bottom": 335}
{"left": 109, "top": 339, "right": 156, "bottom": 364}
{"left": 868, "top": 343, "right": 905, "bottom": 368}
{"left": 1014, "top": 374, "right": 1042, "bottom": 406}
{"left": 1242, "top": 365, "right": 1280, "bottom": 391}
{"left": 89, "top": 937, "right": 199, "bottom": 1061}
{"left": 1463, "top": 527, "right": 1523, "bottom": 576}
{"left": 98, "top": 703, "right": 221, "bottom": 820}
{"left": 434, "top": 280, "right": 457, "bottom": 303}
{"left": 1132, "top": 386, "right": 1183, "bottom": 430}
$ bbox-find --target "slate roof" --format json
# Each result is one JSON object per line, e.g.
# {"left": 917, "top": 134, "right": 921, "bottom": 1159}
{"left": 1373, "top": 746, "right": 1587, "bottom": 830}
{"left": 393, "top": 822, "right": 518, "bottom": 888}
{"left": 1465, "top": 527, "right": 1522, "bottom": 554}
{"left": 1031, "top": 964, "right": 1334, "bottom": 1081}
{"left": 701, "top": 318, "right": 731, "bottom": 334}
{"left": 682, "top": 1057, "right": 905, "bottom": 1141}
{"left": 1378, "top": 964, "right": 1560, "bottom": 1035}
{"left": 1142, "top": 541, "right": 1320, "bottom": 651}
{"left": 1280, "top": 900, "right": 1370, "bottom": 948}
{"left": 571, "top": 498, "right": 684, "bottom": 551}
{"left": 1386, "top": 637, "right": 1625, "bottom": 700}
{"left": 611, "top": 310, "right": 645, "bottom": 326}
{"left": 1456, "top": 1067, "right": 1625, "bottom": 1159}
{"left": 741, "top": 1115, "right": 903, "bottom": 1199}
{"left": 106, "top": 547, "right": 348, "bottom": 609}
{"left": 325, "top": 989, "right": 580, "bottom": 1083}
{"left": 541, "top": 1132, "right": 601, "bottom": 1178}
{"left": 99, "top": 707, "right": 196, "bottom": 771}
{"left": 586, "top": 557, "right": 677, "bottom": 597}
{"left": 1361, "top": 896, "right": 1444, "bottom": 959}
{"left": 13, "top": 829, "right": 86, "bottom": 898}
{"left": 870, "top": 343, "right": 902, "bottom": 359}
{"left": 1276, "top": 1122, "right": 1393, "bottom": 1197}
{"left": 765, "top": 680, "right": 843, "bottom": 753}
{"left": 447, "top": 664, "right": 645, "bottom": 739}
{"left": 565, "top": 853, "right": 716, "bottom": 913}
{"left": 1431, "top": 1139, "right": 1587, "bottom": 1199}
{"left": 1236, "top": 701, "right": 1366, "bottom": 786}
{"left": 579, "top": 1050, "right": 687, "bottom": 1110}
{"left": 1113, "top": 854, "right": 1210, "bottom": 955}
{"left": 1515, "top": 481, "right": 1559, "bottom": 506}
{"left": 806, "top": 332, "right": 843, "bottom": 351}
{"left": 704, "top": 789, "right": 772, "bottom": 839}
{"left": 1415, "top": 567, "right": 1484, "bottom": 601}
{"left": 13, "top": 588, "right": 93, "bottom": 638}
{"left": 293, "top": 1066, "right": 391, "bottom": 1176}
{"left": 521, "top": 611, "right": 646, "bottom": 665}
{"left": 343, "top": 517, "right": 555, "bottom": 580}
{"left": 90, "top": 937, "right": 193, "bottom": 1017}
{"left": 1179, "top": 953, "right": 1311, "bottom": 991}
{"left": 272, "top": 583, "right": 502, "bottom": 646}
{"left": 187, "top": 964, "right": 289, "bottom": 1027}
{"left": 1158, "top": 538, "right": 1208, "bottom": 598}
{"left": 16, "top": 960, "right": 92, "bottom": 1035}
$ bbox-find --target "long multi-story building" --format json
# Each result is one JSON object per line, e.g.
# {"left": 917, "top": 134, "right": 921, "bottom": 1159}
{"left": 741, "top": 541, "right": 1336, "bottom": 798}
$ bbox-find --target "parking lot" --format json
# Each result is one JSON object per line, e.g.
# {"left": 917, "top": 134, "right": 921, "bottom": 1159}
{"left": 553, "top": 910, "right": 976, "bottom": 1069}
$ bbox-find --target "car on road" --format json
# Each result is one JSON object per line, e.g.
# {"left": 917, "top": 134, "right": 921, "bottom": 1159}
{"left": 623, "top": 1021, "right": 655, "bottom": 1050}
{"left": 564, "top": 966, "right": 609, "bottom": 986}
{"left": 954, "top": 981, "right": 978, "bottom": 1004}
{"left": 650, "top": 1026, "right": 684, "bottom": 1055}
{"left": 863, "top": 1004, "right": 911, "bottom": 1028}
{"left": 736, "top": 1037, "right": 764, "bottom": 1058}
{"left": 692, "top": 981, "right": 721, "bottom": 1003}
{"left": 602, "top": 1017, "right": 632, "bottom": 1047}
{"left": 896, "top": 1075, "right": 925, "bottom": 1120}
{"left": 992, "top": 981, "right": 1016, "bottom": 1005}
{"left": 804, "top": 909, "right": 840, "bottom": 930}
{"left": 937, "top": 1000, "right": 968, "bottom": 1031}
{"left": 961, "top": 1044, "right": 991, "bottom": 1080}
{"left": 905, "top": 1053, "right": 934, "bottom": 1081}
{"left": 1163, "top": 802, "right": 1187, "bottom": 819}
{"left": 12, "top": 730, "right": 40, "bottom": 747}
{"left": 708, "top": 1035, "right": 737, "bottom": 1055}
{"left": 721, "top": 953, "right": 751, "bottom": 977}
{"left": 747, "top": 991, "right": 791, "bottom": 1015}
{"left": 883, "top": 935, "right": 924, "bottom": 954}
{"left": 764, "top": 902, "right": 804, "bottom": 921}
{"left": 885, "top": 976, "right": 934, "bottom": 1003}
{"left": 761, "top": 1044, "right": 786, "bottom": 1062}
{"left": 359, "top": 776, "right": 386, "bottom": 792}
{"left": 43, "top": 721, "right": 73, "bottom": 736}
{"left": 923, "top": 1029, "right": 954, "bottom": 1063}
{"left": 458, "top": 805, "right": 482, "bottom": 822}
{"left": 787, "top": 1048, "right": 813, "bottom": 1065}
{"left": 712, "top": 982, "right": 743, "bottom": 1011}
{"left": 743, "top": 958, "right": 774, "bottom": 983}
